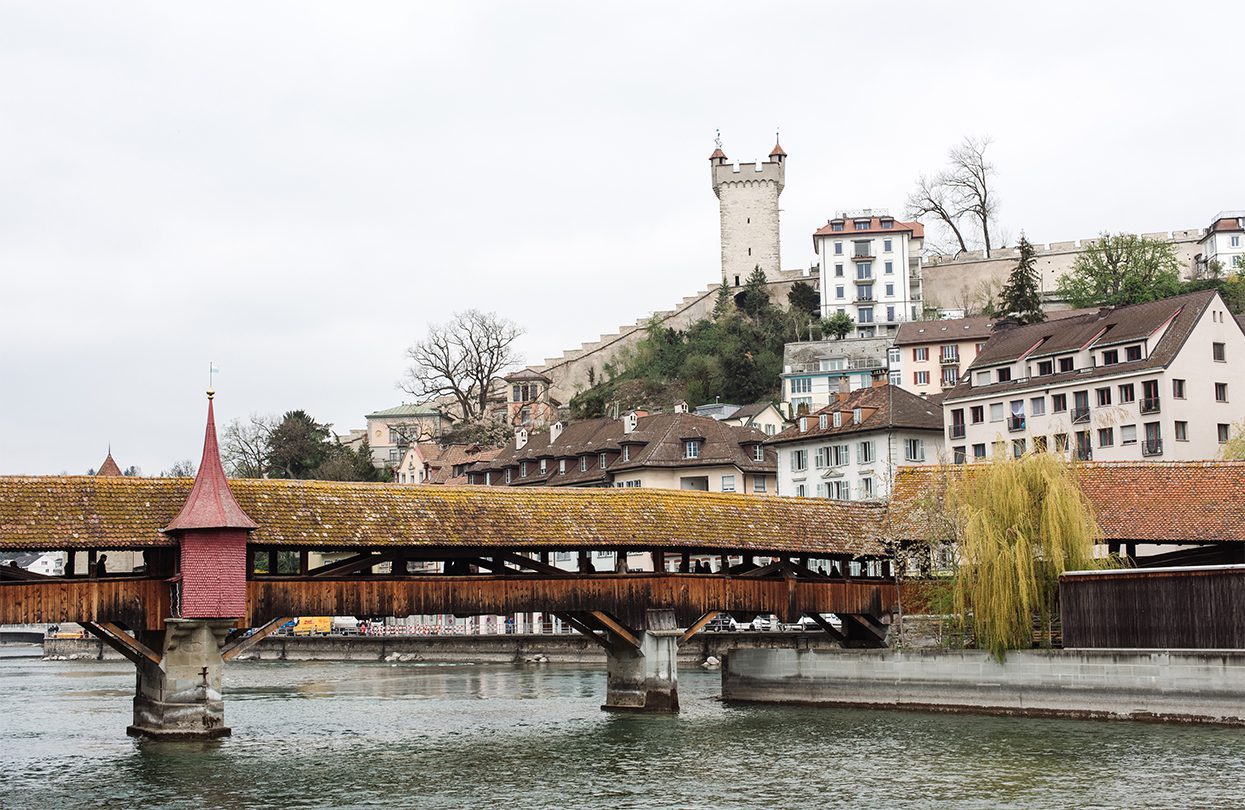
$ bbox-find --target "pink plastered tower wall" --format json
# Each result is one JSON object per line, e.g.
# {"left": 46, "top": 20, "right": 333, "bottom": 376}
{"left": 164, "top": 391, "right": 258, "bottom": 620}
{"left": 178, "top": 530, "right": 249, "bottom": 618}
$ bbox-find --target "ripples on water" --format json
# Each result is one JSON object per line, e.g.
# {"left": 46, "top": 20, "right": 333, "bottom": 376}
{"left": 2, "top": 645, "right": 1244, "bottom": 809}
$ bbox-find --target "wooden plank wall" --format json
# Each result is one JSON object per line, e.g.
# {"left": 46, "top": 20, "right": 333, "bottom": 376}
{"left": 247, "top": 574, "right": 896, "bottom": 628}
{"left": 0, "top": 579, "right": 171, "bottom": 631}
{"left": 1061, "top": 567, "right": 1245, "bottom": 649}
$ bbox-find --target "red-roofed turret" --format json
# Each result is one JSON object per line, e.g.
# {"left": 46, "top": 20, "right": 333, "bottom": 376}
{"left": 165, "top": 390, "right": 255, "bottom": 619}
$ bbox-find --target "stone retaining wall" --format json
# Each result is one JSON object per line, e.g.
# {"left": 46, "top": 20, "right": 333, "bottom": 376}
{"left": 722, "top": 647, "right": 1245, "bottom": 725}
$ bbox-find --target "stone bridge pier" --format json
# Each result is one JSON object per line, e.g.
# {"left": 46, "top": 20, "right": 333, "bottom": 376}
{"left": 129, "top": 619, "right": 235, "bottom": 740}
{"left": 602, "top": 609, "right": 681, "bottom": 712}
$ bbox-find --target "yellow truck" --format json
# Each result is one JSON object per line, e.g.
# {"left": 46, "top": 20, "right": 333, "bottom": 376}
{"left": 292, "top": 616, "right": 332, "bottom": 636}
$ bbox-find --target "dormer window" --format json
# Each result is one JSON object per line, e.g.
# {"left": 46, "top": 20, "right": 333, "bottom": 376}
{"left": 818, "top": 414, "right": 827, "bottom": 429}
{"left": 559, "top": 459, "right": 566, "bottom": 474}
{"left": 1127, "top": 345, "right": 1143, "bottom": 362}
{"left": 753, "top": 444, "right": 764, "bottom": 462}
{"left": 579, "top": 456, "right": 588, "bottom": 472}
{"left": 598, "top": 452, "right": 607, "bottom": 469}
{"left": 520, "top": 462, "right": 527, "bottom": 478}
{"left": 833, "top": 412, "right": 841, "bottom": 427}
{"left": 854, "top": 220, "right": 870, "bottom": 230}
{"left": 505, "top": 468, "right": 512, "bottom": 483}
{"left": 799, "top": 417, "right": 808, "bottom": 432}
{"left": 831, "top": 222, "right": 844, "bottom": 232}
{"left": 539, "top": 459, "right": 547, "bottom": 473}
{"left": 1101, "top": 349, "right": 1118, "bottom": 366}
{"left": 622, "top": 445, "right": 631, "bottom": 462}
{"left": 684, "top": 440, "right": 700, "bottom": 459}
{"left": 880, "top": 220, "right": 894, "bottom": 229}
{"left": 853, "top": 408, "right": 862, "bottom": 424}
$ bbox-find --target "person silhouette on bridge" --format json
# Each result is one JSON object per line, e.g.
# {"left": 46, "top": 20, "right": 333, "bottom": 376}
{"left": 94, "top": 554, "right": 108, "bottom": 578}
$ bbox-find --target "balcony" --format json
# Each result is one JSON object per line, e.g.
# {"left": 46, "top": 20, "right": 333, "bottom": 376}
{"left": 1075, "top": 446, "right": 1093, "bottom": 461}
{"left": 852, "top": 253, "right": 875, "bottom": 262}
{"left": 949, "top": 424, "right": 966, "bottom": 440}
{"left": 940, "top": 354, "right": 960, "bottom": 366}
{"left": 941, "top": 377, "right": 959, "bottom": 389}
{"left": 1071, "top": 406, "right": 1090, "bottom": 424}
{"left": 1142, "top": 438, "right": 1163, "bottom": 457}
{"left": 1007, "top": 416, "right": 1026, "bottom": 433}
{"left": 854, "top": 296, "right": 876, "bottom": 305}
{"left": 853, "top": 275, "right": 874, "bottom": 284}
{"left": 1140, "top": 397, "right": 1161, "bottom": 414}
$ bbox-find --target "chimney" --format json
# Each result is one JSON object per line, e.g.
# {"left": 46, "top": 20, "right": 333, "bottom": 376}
{"left": 622, "top": 412, "right": 639, "bottom": 434}
{"left": 837, "top": 376, "right": 851, "bottom": 402}
{"left": 550, "top": 421, "right": 564, "bottom": 442}
{"left": 515, "top": 428, "right": 528, "bottom": 450}
{"left": 674, "top": 401, "right": 688, "bottom": 414}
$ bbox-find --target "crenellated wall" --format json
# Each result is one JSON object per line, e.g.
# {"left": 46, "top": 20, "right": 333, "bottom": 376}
{"left": 536, "top": 268, "right": 816, "bottom": 404}
{"left": 922, "top": 230, "right": 1204, "bottom": 313}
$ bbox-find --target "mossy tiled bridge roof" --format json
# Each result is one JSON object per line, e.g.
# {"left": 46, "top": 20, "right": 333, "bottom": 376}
{"left": 0, "top": 475, "right": 885, "bottom": 557}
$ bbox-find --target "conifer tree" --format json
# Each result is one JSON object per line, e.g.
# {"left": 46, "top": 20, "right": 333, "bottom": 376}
{"left": 712, "top": 281, "right": 732, "bottom": 319}
{"left": 996, "top": 235, "right": 1044, "bottom": 324}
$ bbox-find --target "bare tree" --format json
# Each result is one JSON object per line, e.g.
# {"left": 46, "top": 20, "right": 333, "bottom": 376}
{"left": 944, "top": 136, "right": 1000, "bottom": 258}
{"left": 222, "top": 413, "right": 277, "bottom": 478}
{"left": 400, "top": 310, "right": 523, "bottom": 422}
{"left": 906, "top": 173, "right": 969, "bottom": 256}
{"left": 160, "top": 459, "right": 197, "bottom": 478}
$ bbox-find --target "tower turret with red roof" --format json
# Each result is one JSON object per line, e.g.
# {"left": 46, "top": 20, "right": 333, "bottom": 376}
{"left": 164, "top": 390, "right": 256, "bottom": 618}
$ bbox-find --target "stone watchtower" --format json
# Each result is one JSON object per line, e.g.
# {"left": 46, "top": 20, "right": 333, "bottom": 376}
{"left": 711, "top": 136, "right": 786, "bottom": 288}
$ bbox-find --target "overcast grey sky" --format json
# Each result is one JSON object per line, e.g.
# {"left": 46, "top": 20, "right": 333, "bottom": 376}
{"left": 1, "top": 2, "right": 1242, "bottom": 475}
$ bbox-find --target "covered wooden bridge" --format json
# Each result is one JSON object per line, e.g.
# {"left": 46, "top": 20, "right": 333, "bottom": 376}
{"left": 0, "top": 393, "right": 897, "bottom": 736}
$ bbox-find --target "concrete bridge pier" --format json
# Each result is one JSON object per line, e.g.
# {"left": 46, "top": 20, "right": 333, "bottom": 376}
{"left": 128, "top": 618, "right": 235, "bottom": 740}
{"left": 602, "top": 610, "right": 681, "bottom": 713}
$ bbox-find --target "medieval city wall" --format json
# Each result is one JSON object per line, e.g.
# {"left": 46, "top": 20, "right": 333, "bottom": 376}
{"left": 922, "top": 230, "right": 1203, "bottom": 313}
{"left": 536, "top": 268, "right": 815, "bottom": 405}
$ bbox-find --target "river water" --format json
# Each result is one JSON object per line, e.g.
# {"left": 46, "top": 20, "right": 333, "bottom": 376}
{"left": 2, "top": 645, "right": 1244, "bottom": 809}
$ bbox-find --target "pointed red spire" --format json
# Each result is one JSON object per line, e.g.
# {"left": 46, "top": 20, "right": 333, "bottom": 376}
{"left": 709, "top": 147, "right": 727, "bottom": 160}
{"left": 769, "top": 142, "right": 786, "bottom": 158}
{"left": 164, "top": 391, "right": 257, "bottom": 532}
{"left": 96, "top": 450, "right": 123, "bottom": 477}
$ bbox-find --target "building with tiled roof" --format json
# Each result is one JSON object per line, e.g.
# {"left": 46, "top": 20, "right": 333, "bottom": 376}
{"left": 503, "top": 367, "right": 560, "bottom": 429}
{"left": 466, "top": 411, "right": 777, "bottom": 496}
{"left": 781, "top": 337, "right": 892, "bottom": 418}
{"left": 395, "top": 443, "right": 501, "bottom": 486}
{"left": 943, "top": 290, "right": 1245, "bottom": 464}
{"left": 888, "top": 462, "right": 1245, "bottom": 562}
{"left": 815, "top": 211, "right": 925, "bottom": 338}
{"left": 693, "top": 401, "right": 786, "bottom": 437}
{"left": 363, "top": 403, "right": 453, "bottom": 468}
{"left": 1195, "top": 210, "right": 1244, "bottom": 275}
{"left": 766, "top": 382, "right": 944, "bottom": 501}
{"left": 892, "top": 317, "right": 996, "bottom": 397}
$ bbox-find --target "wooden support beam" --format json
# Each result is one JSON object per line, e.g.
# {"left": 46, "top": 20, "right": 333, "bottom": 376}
{"left": 266, "top": 549, "right": 278, "bottom": 576}
{"left": 840, "top": 613, "right": 888, "bottom": 647}
{"left": 308, "top": 551, "right": 404, "bottom": 578}
{"left": 222, "top": 615, "right": 293, "bottom": 661}
{"left": 678, "top": 611, "right": 720, "bottom": 645}
{"left": 587, "top": 610, "right": 641, "bottom": 650}
{"left": 496, "top": 551, "right": 573, "bottom": 577}
{"left": 806, "top": 612, "right": 847, "bottom": 643}
{"left": 299, "top": 550, "right": 310, "bottom": 576}
{"left": 81, "top": 621, "right": 162, "bottom": 667}
{"left": 553, "top": 612, "right": 612, "bottom": 650}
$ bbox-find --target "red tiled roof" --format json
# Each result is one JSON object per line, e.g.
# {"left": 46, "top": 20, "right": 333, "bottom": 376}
{"left": 164, "top": 395, "right": 258, "bottom": 532}
{"left": 0, "top": 476, "right": 885, "bottom": 556}
{"left": 813, "top": 216, "right": 924, "bottom": 241}
{"left": 888, "top": 462, "right": 1245, "bottom": 544}
{"left": 766, "top": 384, "right": 943, "bottom": 445}
{"left": 769, "top": 142, "right": 786, "bottom": 157}
{"left": 709, "top": 148, "right": 727, "bottom": 160}
{"left": 96, "top": 453, "right": 122, "bottom": 477}
{"left": 895, "top": 317, "right": 995, "bottom": 346}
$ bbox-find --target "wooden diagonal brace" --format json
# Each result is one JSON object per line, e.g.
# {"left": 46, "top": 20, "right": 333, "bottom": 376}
{"left": 553, "top": 612, "right": 612, "bottom": 650}
{"left": 81, "top": 622, "right": 161, "bottom": 667}
{"left": 806, "top": 612, "right": 847, "bottom": 643}
{"left": 678, "top": 611, "right": 720, "bottom": 645}
{"left": 222, "top": 615, "right": 293, "bottom": 661}
{"left": 496, "top": 551, "right": 574, "bottom": 577}
{"left": 588, "top": 611, "right": 641, "bottom": 650}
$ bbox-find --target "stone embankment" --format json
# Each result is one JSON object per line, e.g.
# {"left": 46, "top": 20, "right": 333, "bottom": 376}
{"left": 44, "top": 631, "right": 842, "bottom": 665}
{"left": 722, "top": 647, "right": 1245, "bottom": 725}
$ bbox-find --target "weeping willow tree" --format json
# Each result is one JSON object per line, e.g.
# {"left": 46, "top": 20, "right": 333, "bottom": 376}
{"left": 949, "top": 454, "right": 1106, "bottom": 659}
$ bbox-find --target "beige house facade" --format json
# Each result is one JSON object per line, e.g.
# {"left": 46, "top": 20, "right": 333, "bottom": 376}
{"left": 943, "top": 291, "right": 1245, "bottom": 464}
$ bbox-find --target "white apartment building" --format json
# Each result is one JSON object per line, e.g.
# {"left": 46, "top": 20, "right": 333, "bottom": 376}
{"left": 766, "top": 382, "right": 944, "bottom": 500}
{"left": 943, "top": 291, "right": 1245, "bottom": 464}
{"left": 890, "top": 317, "right": 995, "bottom": 397}
{"left": 780, "top": 337, "right": 890, "bottom": 417}
{"left": 1197, "top": 211, "right": 1245, "bottom": 273}
{"left": 814, "top": 212, "right": 924, "bottom": 338}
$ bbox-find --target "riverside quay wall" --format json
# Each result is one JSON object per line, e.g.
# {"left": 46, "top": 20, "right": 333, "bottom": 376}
{"left": 722, "top": 648, "right": 1245, "bottom": 725}
{"left": 45, "top": 632, "right": 843, "bottom": 665}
